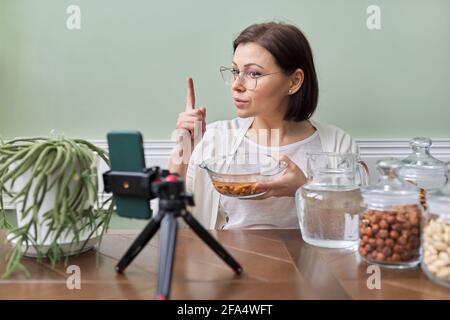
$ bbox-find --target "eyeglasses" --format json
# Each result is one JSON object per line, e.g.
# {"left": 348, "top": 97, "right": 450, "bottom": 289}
{"left": 220, "top": 66, "right": 282, "bottom": 90}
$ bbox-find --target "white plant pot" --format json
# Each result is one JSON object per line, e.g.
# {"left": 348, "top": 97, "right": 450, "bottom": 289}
{"left": 7, "top": 157, "right": 103, "bottom": 257}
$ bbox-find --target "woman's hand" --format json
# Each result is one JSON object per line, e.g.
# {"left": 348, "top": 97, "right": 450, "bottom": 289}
{"left": 175, "top": 77, "right": 206, "bottom": 145}
{"left": 168, "top": 77, "right": 206, "bottom": 180}
{"left": 246, "top": 154, "right": 307, "bottom": 200}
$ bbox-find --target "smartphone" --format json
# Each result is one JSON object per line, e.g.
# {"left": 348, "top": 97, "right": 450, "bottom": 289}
{"left": 107, "top": 131, "right": 152, "bottom": 219}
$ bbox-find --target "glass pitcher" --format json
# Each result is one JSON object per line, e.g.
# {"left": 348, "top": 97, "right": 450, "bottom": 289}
{"left": 295, "top": 152, "right": 369, "bottom": 248}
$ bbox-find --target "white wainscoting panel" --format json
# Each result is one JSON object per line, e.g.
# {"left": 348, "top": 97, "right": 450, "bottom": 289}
{"left": 2, "top": 138, "right": 450, "bottom": 209}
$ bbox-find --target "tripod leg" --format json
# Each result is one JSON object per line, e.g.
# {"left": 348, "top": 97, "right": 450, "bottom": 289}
{"left": 182, "top": 210, "right": 243, "bottom": 275}
{"left": 115, "top": 211, "right": 164, "bottom": 274}
{"left": 156, "top": 213, "right": 178, "bottom": 300}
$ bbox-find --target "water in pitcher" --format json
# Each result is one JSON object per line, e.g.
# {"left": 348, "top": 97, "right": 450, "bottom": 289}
{"left": 296, "top": 186, "right": 364, "bottom": 248}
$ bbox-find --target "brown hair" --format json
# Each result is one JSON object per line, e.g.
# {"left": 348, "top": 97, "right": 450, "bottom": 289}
{"left": 233, "top": 22, "right": 319, "bottom": 122}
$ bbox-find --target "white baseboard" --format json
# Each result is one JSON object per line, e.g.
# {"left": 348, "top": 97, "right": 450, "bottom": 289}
{"left": 95, "top": 137, "right": 450, "bottom": 166}
{"left": 2, "top": 138, "right": 450, "bottom": 210}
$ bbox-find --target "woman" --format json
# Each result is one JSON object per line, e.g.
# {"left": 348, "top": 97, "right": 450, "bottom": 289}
{"left": 168, "top": 22, "right": 357, "bottom": 230}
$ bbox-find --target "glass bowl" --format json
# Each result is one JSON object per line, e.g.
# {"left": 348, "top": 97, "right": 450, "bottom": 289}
{"left": 199, "top": 153, "right": 287, "bottom": 198}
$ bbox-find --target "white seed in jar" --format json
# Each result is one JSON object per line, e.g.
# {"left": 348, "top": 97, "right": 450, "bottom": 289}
{"left": 445, "top": 231, "right": 450, "bottom": 245}
{"left": 426, "top": 244, "right": 438, "bottom": 255}
{"left": 424, "top": 255, "right": 437, "bottom": 266}
{"left": 423, "top": 218, "right": 450, "bottom": 281}
{"left": 432, "top": 234, "right": 444, "bottom": 243}
{"left": 438, "top": 252, "right": 450, "bottom": 265}
{"left": 428, "top": 264, "right": 439, "bottom": 274}
{"left": 432, "top": 259, "right": 448, "bottom": 269}
{"left": 431, "top": 221, "right": 442, "bottom": 234}
{"left": 436, "top": 267, "right": 450, "bottom": 279}
{"left": 434, "top": 242, "right": 448, "bottom": 252}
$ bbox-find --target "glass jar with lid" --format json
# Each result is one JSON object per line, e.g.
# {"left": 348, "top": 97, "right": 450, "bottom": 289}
{"left": 359, "top": 159, "right": 422, "bottom": 269}
{"left": 398, "top": 137, "right": 447, "bottom": 209}
{"left": 422, "top": 162, "right": 450, "bottom": 287}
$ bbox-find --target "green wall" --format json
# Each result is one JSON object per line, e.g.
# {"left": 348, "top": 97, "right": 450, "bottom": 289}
{"left": 1, "top": 0, "right": 449, "bottom": 140}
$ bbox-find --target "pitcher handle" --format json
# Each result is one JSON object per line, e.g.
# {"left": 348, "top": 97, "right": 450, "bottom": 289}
{"left": 357, "top": 159, "right": 370, "bottom": 187}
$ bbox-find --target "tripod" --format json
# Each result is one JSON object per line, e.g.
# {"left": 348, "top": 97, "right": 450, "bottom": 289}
{"left": 114, "top": 174, "right": 243, "bottom": 300}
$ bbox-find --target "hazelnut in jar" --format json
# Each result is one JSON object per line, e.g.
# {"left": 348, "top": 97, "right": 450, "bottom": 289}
{"left": 359, "top": 159, "right": 422, "bottom": 269}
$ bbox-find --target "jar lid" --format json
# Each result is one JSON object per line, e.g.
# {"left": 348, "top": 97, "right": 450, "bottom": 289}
{"left": 362, "top": 158, "right": 420, "bottom": 206}
{"left": 427, "top": 162, "right": 450, "bottom": 218}
{"left": 397, "top": 137, "right": 446, "bottom": 190}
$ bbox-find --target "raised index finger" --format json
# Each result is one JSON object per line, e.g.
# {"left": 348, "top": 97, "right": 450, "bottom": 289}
{"left": 185, "top": 77, "right": 195, "bottom": 110}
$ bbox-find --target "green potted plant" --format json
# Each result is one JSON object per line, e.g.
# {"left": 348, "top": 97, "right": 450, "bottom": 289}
{"left": 0, "top": 136, "right": 114, "bottom": 277}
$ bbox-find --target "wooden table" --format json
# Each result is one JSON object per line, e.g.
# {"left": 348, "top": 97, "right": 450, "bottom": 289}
{"left": 1, "top": 229, "right": 449, "bottom": 299}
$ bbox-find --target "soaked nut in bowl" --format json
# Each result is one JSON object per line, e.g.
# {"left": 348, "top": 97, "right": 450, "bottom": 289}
{"left": 212, "top": 181, "right": 266, "bottom": 197}
{"left": 200, "top": 154, "right": 287, "bottom": 199}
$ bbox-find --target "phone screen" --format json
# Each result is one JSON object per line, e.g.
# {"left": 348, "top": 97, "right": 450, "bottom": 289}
{"left": 107, "top": 131, "right": 152, "bottom": 219}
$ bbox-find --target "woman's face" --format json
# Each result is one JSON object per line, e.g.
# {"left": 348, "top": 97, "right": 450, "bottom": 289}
{"left": 230, "top": 42, "right": 294, "bottom": 119}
